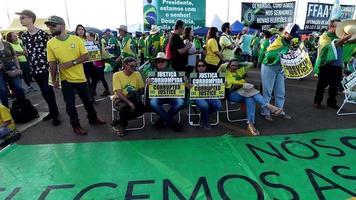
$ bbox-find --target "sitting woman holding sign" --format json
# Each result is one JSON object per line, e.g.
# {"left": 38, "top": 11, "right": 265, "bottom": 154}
{"left": 147, "top": 52, "right": 185, "bottom": 132}
{"left": 188, "top": 60, "right": 222, "bottom": 130}
{"left": 226, "top": 59, "right": 282, "bottom": 135}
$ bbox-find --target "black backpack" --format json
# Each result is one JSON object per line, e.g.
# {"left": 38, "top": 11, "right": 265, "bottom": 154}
{"left": 10, "top": 99, "right": 39, "bottom": 123}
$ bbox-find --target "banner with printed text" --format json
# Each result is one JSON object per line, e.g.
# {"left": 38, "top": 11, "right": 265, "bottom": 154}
{"left": 280, "top": 48, "right": 313, "bottom": 79}
{"left": 148, "top": 71, "right": 185, "bottom": 98}
{"left": 190, "top": 72, "right": 225, "bottom": 99}
{"left": 304, "top": 3, "right": 355, "bottom": 31}
{"left": 241, "top": 2, "right": 295, "bottom": 30}
{"left": 143, "top": 0, "right": 206, "bottom": 31}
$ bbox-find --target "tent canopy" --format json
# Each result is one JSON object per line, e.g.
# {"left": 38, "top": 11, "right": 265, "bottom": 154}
{"left": 0, "top": 18, "right": 49, "bottom": 33}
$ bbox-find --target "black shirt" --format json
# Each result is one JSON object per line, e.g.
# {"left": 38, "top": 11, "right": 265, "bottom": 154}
{"left": 169, "top": 33, "right": 188, "bottom": 72}
{"left": 21, "top": 29, "right": 50, "bottom": 75}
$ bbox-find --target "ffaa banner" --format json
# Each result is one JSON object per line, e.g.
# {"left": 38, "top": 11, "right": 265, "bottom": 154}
{"left": 280, "top": 48, "right": 313, "bottom": 79}
{"left": 143, "top": 0, "right": 206, "bottom": 31}
{"left": 305, "top": 3, "right": 355, "bottom": 31}
{"left": 148, "top": 71, "right": 185, "bottom": 98}
{"left": 190, "top": 73, "right": 225, "bottom": 99}
{"left": 241, "top": 2, "right": 295, "bottom": 30}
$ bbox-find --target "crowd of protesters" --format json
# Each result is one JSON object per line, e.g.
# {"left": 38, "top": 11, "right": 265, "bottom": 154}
{"left": 0, "top": 9, "right": 355, "bottom": 144}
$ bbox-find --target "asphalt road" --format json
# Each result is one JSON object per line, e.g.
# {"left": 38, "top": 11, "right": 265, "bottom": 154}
{"left": 15, "top": 69, "right": 356, "bottom": 145}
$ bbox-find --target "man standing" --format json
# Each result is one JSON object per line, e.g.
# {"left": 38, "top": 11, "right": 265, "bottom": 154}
{"left": 145, "top": 25, "right": 161, "bottom": 62}
{"left": 239, "top": 27, "right": 253, "bottom": 62}
{"left": 260, "top": 23, "right": 300, "bottom": 121}
{"left": 313, "top": 20, "right": 353, "bottom": 109}
{"left": 220, "top": 22, "right": 236, "bottom": 62}
{"left": 168, "top": 20, "right": 191, "bottom": 72}
{"left": 16, "top": 10, "right": 60, "bottom": 126}
{"left": 45, "top": 16, "right": 105, "bottom": 135}
{"left": 116, "top": 25, "right": 137, "bottom": 63}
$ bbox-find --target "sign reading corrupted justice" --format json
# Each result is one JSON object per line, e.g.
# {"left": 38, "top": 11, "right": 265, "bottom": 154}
{"left": 1, "top": 129, "right": 356, "bottom": 199}
{"left": 304, "top": 3, "right": 355, "bottom": 31}
{"left": 190, "top": 73, "right": 225, "bottom": 99}
{"left": 241, "top": 2, "right": 295, "bottom": 30}
{"left": 148, "top": 71, "right": 185, "bottom": 98}
{"left": 84, "top": 42, "right": 101, "bottom": 62}
{"left": 143, "top": 0, "right": 206, "bottom": 31}
{"left": 280, "top": 48, "right": 313, "bottom": 79}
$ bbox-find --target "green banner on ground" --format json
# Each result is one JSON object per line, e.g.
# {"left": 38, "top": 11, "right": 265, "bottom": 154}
{"left": 1, "top": 129, "right": 356, "bottom": 199}
{"left": 143, "top": 0, "right": 206, "bottom": 31}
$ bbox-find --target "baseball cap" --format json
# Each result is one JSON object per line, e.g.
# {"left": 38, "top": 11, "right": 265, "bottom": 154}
{"left": 284, "top": 23, "right": 300, "bottom": 38}
{"left": 104, "top": 28, "right": 112, "bottom": 33}
{"left": 44, "top": 15, "right": 65, "bottom": 25}
{"left": 15, "top": 10, "right": 36, "bottom": 22}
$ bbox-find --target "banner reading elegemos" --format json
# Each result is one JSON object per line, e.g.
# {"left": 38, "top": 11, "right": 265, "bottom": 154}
{"left": 143, "top": 0, "right": 206, "bottom": 31}
{"left": 190, "top": 73, "right": 225, "bottom": 99}
{"left": 280, "top": 48, "right": 313, "bottom": 79}
{"left": 148, "top": 71, "right": 185, "bottom": 98}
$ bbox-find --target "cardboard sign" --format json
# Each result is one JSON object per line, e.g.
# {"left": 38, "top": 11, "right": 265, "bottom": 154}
{"left": 148, "top": 71, "right": 185, "bottom": 98}
{"left": 190, "top": 73, "right": 225, "bottom": 99}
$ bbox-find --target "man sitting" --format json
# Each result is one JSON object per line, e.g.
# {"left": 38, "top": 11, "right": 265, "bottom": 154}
{"left": 147, "top": 52, "right": 185, "bottom": 131}
{"left": 112, "top": 57, "right": 145, "bottom": 136}
{"left": 0, "top": 104, "right": 21, "bottom": 147}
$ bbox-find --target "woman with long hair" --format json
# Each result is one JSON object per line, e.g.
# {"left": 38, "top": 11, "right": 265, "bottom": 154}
{"left": 204, "top": 27, "right": 224, "bottom": 72}
{"left": 6, "top": 32, "right": 34, "bottom": 93}
{"left": 0, "top": 33, "right": 26, "bottom": 107}
{"left": 183, "top": 27, "right": 200, "bottom": 76}
{"left": 226, "top": 59, "right": 282, "bottom": 135}
{"left": 75, "top": 24, "right": 86, "bottom": 41}
{"left": 188, "top": 60, "right": 222, "bottom": 129}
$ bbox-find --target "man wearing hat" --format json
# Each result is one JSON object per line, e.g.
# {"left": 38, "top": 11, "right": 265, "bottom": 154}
{"left": 115, "top": 25, "right": 137, "bottom": 64}
{"left": 16, "top": 10, "right": 61, "bottom": 126}
{"left": 260, "top": 23, "right": 301, "bottom": 121}
{"left": 45, "top": 15, "right": 106, "bottom": 135}
{"left": 313, "top": 19, "right": 355, "bottom": 109}
{"left": 147, "top": 52, "right": 184, "bottom": 132}
{"left": 145, "top": 25, "right": 162, "bottom": 62}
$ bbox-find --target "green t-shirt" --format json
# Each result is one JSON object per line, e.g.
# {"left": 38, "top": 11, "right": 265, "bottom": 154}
{"left": 10, "top": 42, "right": 27, "bottom": 62}
{"left": 108, "top": 36, "right": 121, "bottom": 57}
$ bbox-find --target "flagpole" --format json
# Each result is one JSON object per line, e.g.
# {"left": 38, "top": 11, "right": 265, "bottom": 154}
{"left": 6, "top": 3, "right": 11, "bottom": 24}
{"left": 64, "top": 0, "right": 70, "bottom": 28}
{"left": 227, "top": 0, "right": 230, "bottom": 22}
{"left": 124, "top": 0, "right": 128, "bottom": 27}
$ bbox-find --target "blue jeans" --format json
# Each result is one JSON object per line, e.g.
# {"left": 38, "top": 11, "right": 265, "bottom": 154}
{"left": 228, "top": 91, "right": 256, "bottom": 124}
{"left": 0, "top": 72, "right": 25, "bottom": 108}
{"left": 261, "top": 63, "right": 285, "bottom": 116}
{"left": 193, "top": 99, "right": 222, "bottom": 123}
{"left": 149, "top": 98, "right": 184, "bottom": 125}
{"left": 0, "top": 127, "right": 12, "bottom": 138}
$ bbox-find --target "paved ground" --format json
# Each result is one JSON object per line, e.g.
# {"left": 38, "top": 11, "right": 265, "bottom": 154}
{"left": 14, "top": 69, "right": 356, "bottom": 145}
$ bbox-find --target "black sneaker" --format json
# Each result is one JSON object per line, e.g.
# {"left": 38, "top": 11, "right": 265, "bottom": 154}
{"left": 43, "top": 114, "right": 52, "bottom": 121}
{"left": 154, "top": 118, "right": 165, "bottom": 130}
{"left": 52, "top": 118, "right": 61, "bottom": 126}
{"left": 171, "top": 122, "right": 183, "bottom": 132}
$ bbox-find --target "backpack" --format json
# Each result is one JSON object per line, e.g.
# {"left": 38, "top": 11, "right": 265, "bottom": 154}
{"left": 10, "top": 99, "right": 39, "bottom": 123}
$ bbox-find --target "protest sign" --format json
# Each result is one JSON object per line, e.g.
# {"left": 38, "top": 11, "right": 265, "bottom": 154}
{"left": 84, "top": 42, "right": 101, "bottom": 63}
{"left": 280, "top": 48, "right": 313, "bottom": 79}
{"left": 305, "top": 3, "right": 355, "bottom": 31}
{"left": 148, "top": 71, "right": 185, "bottom": 98}
{"left": 241, "top": 2, "right": 295, "bottom": 30}
{"left": 190, "top": 72, "right": 225, "bottom": 99}
{"left": 143, "top": 0, "right": 205, "bottom": 31}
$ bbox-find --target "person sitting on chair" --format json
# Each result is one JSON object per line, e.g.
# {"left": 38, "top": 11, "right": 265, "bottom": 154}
{"left": 187, "top": 60, "right": 222, "bottom": 130}
{"left": 112, "top": 57, "right": 145, "bottom": 137}
{"left": 147, "top": 52, "right": 185, "bottom": 132}
{"left": 226, "top": 59, "right": 282, "bottom": 135}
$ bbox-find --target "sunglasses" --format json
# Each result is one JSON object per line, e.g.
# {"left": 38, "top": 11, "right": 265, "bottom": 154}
{"left": 46, "top": 23, "right": 58, "bottom": 28}
{"left": 156, "top": 60, "right": 166, "bottom": 63}
{"left": 230, "top": 64, "right": 238, "bottom": 67}
{"left": 197, "top": 64, "right": 205, "bottom": 67}
{"left": 19, "top": 16, "right": 29, "bottom": 20}
{"left": 127, "top": 64, "right": 136, "bottom": 68}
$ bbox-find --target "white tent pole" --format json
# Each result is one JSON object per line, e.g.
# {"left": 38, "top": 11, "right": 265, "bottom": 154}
{"left": 124, "top": 0, "right": 128, "bottom": 27}
{"left": 294, "top": 0, "right": 299, "bottom": 24}
{"left": 6, "top": 3, "right": 11, "bottom": 24}
{"left": 227, "top": 0, "right": 230, "bottom": 22}
{"left": 64, "top": 0, "right": 70, "bottom": 29}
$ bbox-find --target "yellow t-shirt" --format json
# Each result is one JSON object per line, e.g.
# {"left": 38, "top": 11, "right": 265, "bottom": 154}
{"left": 225, "top": 68, "right": 247, "bottom": 89}
{"left": 10, "top": 43, "right": 27, "bottom": 62}
{"left": 205, "top": 38, "right": 220, "bottom": 66}
{"left": 0, "top": 104, "right": 15, "bottom": 130}
{"left": 220, "top": 34, "right": 235, "bottom": 61}
{"left": 112, "top": 71, "right": 144, "bottom": 96}
{"left": 47, "top": 35, "right": 88, "bottom": 83}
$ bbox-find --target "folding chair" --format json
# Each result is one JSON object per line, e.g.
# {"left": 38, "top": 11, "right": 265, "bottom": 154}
{"left": 336, "top": 72, "right": 356, "bottom": 116}
{"left": 221, "top": 100, "right": 248, "bottom": 122}
{"left": 187, "top": 101, "right": 219, "bottom": 126}
{"left": 110, "top": 96, "right": 146, "bottom": 131}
